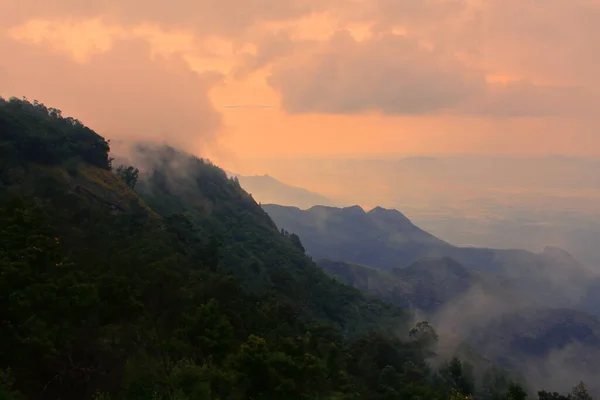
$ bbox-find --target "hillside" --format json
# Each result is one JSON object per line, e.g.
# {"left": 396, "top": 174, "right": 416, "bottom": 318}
{"left": 263, "top": 204, "right": 600, "bottom": 395}
{"left": 126, "top": 144, "right": 412, "bottom": 334}
{"left": 319, "top": 257, "right": 485, "bottom": 315}
{"left": 262, "top": 204, "right": 600, "bottom": 314}
{"left": 464, "top": 308, "right": 600, "bottom": 396}
{"left": 0, "top": 96, "right": 592, "bottom": 400}
{"left": 0, "top": 97, "right": 435, "bottom": 400}
{"left": 264, "top": 204, "right": 451, "bottom": 270}
{"left": 318, "top": 259, "right": 600, "bottom": 394}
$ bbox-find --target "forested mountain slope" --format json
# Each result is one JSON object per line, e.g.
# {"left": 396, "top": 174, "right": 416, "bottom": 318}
{"left": 263, "top": 204, "right": 451, "bottom": 270}
{"left": 263, "top": 205, "right": 600, "bottom": 396}
{"left": 262, "top": 204, "right": 600, "bottom": 315}
{"left": 0, "top": 96, "right": 590, "bottom": 400}
{"left": 0, "top": 96, "right": 416, "bottom": 400}
{"left": 128, "top": 144, "right": 407, "bottom": 332}
{"left": 319, "top": 257, "right": 487, "bottom": 315}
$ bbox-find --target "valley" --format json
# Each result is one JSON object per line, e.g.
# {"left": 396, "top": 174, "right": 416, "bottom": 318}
{"left": 0, "top": 96, "right": 596, "bottom": 400}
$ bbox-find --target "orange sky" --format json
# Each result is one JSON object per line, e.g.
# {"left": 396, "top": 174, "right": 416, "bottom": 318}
{"left": 1, "top": 0, "right": 599, "bottom": 175}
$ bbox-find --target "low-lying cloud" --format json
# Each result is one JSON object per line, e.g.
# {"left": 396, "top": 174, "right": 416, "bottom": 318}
{"left": 1, "top": 0, "right": 331, "bottom": 38}
{"left": 0, "top": 32, "right": 222, "bottom": 152}
{"left": 2, "top": 0, "right": 600, "bottom": 158}
{"left": 268, "top": 31, "right": 594, "bottom": 117}
{"left": 268, "top": 31, "right": 485, "bottom": 115}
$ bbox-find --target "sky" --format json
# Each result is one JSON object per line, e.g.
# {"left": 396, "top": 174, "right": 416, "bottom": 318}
{"left": 1, "top": 0, "right": 600, "bottom": 175}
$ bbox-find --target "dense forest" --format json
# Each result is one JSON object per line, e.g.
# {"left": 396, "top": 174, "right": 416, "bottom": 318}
{"left": 0, "top": 96, "right": 593, "bottom": 400}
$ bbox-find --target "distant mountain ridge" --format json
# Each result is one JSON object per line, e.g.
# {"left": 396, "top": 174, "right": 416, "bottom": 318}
{"left": 225, "top": 171, "right": 336, "bottom": 209}
{"left": 263, "top": 204, "right": 600, "bottom": 312}
{"left": 0, "top": 97, "right": 427, "bottom": 399}
{"left": 264, "top": 204, "right": 451, "bottom": 270}
{"left": 262, "top": 203, "right": 600, "bottom": 393}
{"left": 260, "top": 203, "right": 599, "bottom": 323}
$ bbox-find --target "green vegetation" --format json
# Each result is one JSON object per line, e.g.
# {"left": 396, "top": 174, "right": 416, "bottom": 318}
{"left": 131, "top": 144, "right": 407, "bottom": 336}
{"left": 0, "top": 96, "right": 592, "bottom": 399}
{"left": 263, "top": 204, "right": 600, "bottom": 392}
{"left": 0, "top": 97, "right": 110, "bottom": 170}
{"left": 115, "top": 165, "right": 139, "bottom": 190}
{"left": 318, "top": 258, "right": 482, "bottom": 314}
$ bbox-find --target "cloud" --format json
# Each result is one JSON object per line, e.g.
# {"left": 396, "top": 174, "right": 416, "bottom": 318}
{"left": 1, "top": 0, "right": 333, "bottom": 39}
{"left": 465, "top": 81, "right": 595, "bottom": 118}
{"left": 0, "top": 31, "right": 222, "bottom": 152}
{"left": 523, "top": 342, "right": 600, "bottom": 395}
{"left": 477, "top": 0, "right": 600, "bottom": 84}
{"left": 267, "top": 30, "right": 591, "bottom": 117}
{"left": 347, "top": 0, "right": 472, "bottom": 39}
{"left": 223, "top": 105, "right": 275, "bottom": 109}
{"left": 268, "top": 31, "right": 484, "bottom": 115}
{"left": 2, "top": 0, "right": 600, "bottom": 157}
{"left": 233, "top": 30, "right": 300, "bottom": 78}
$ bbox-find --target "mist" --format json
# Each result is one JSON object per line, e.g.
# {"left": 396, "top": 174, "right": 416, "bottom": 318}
{"left": 244, "top": 156, "right": 600, "bottom": 272}
{"left": 258, "top": 190, "right": 600, "bottom": 397}
{"left": 431, "top": 284, "right": 600, "bottom": 396}
{"left": 4, "top": 0, "right": 600, "bottom": 398}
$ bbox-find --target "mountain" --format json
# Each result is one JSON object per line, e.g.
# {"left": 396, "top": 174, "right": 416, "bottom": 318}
{"left": 263, "top": 204, "right": 451, "bottom": 270}
{"left": 225, "top": 171, "right": 336, "bottom": 209}
{"left": 262, "top": 204, "right": 600, "bottom": 314}
{"left": 319, "top": 257, "right": 485, "bottom": 315}
{"left": 320, "top": 258, "right": 600, "bottom": 394}
{"left": 263, "top": 204, "right": 600, "bottom": 394}
{"left": 0, "top": 96, "right": 455, "bottom": 400}
{"left": 1, "top": 96, "right": 592, "bottom": 400}
{"left": 464, "top": 308, "right": 600, "bottom": 396}
{"left": 128, "top": 145, "right": 410, "bottom": 332}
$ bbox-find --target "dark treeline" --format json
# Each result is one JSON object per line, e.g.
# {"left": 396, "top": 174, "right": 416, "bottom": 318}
{"left": 0, "top": 96, "right": 592, "bottom": 400}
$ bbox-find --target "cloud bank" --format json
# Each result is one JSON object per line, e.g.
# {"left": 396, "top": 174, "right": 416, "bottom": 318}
{"left": 1, "top": 0, "right": 599, "bottom": 157}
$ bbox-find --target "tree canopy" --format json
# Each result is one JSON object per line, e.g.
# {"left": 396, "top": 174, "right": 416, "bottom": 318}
{"left": 0, "top": 97, "right": 592, "bottom": 400}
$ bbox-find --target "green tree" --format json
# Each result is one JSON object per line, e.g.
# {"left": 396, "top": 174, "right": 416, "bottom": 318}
{"left": 1, "top": 95, "right": 588, "bottom": 400}
{"left": 571, "top": 382, "right": 592, "bottom": 400}
{"left": 438, "top": 357, "right": 475, "bottom": 397}
{"left": 116, "top": 164, "right": 139, "bottom": 189}
{"left": 0, "top": 369, "right": 19, "bottom": 400}
{"left": 538, "top": 390, "right": 571, "bottom": 400}
{"left": 450, "top": 389, "right": 473, "bottom": 400}
{"left": 479, "top": 366, "right": 513, "bottom": 400}
{"left": 507, "top": 383, "right": 528, "bottom": 400}
{"left": 409, "top": 321, "right": 438, "bottom": 348}
{"left": 289, "top": 233, "right": 306, "bottom": 253}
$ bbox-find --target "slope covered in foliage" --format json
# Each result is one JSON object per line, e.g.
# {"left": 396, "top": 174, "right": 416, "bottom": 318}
{"left": 262, "top": 204, "right": 600, "bottom": 314}
{"left": 0, "top": 96, "right": 591, "bottom": 400}
{"left": 319, "top": 257, "right": 485, "bottom": 314}
{"left": 263, "top": 204, "right": 451, "bottom": 271}
{"left": 262, "top": 205, "right": 600, "bottom": 396}
{"left": 125, "top": 144, "right": 408, "bottom": 336}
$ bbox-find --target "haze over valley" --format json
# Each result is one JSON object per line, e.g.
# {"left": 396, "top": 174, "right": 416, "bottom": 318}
{"left": 2, "top": 0, "right": 600, "bottom": 398}
{"left": 233, "top": 156, "right": 600, "bottom": 270}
